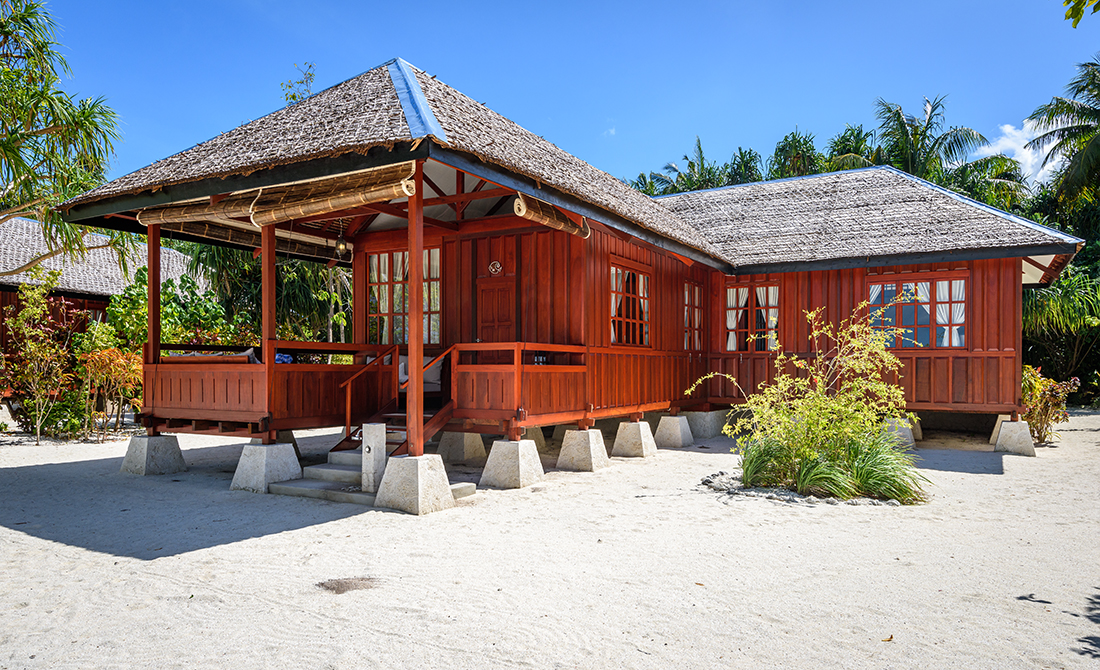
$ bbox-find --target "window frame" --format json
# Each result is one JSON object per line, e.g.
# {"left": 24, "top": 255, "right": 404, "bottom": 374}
{"left": 366, "top": 247, "right": 442, "bottom": 346}
{"left": 683, "top": 281, "right": 704, "bottom": 352}
{"left": 865, "top": 271, "right": 970, "bottom": 350}
{"left": 724, "top": 281, "right": 780, "bottom": 353}
{"left": 610, "top": 257, "right": 652, "bottom": 348}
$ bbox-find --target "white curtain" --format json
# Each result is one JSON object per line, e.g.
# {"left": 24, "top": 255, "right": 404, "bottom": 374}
{"left": 950, "top": 280, "right": 966, "bottom": 346}
{"left": 758, "top": 286, "right": 779, "bottom": 350}
{"left": 726, "top": 287, "right": 748, "bottom": 350}
{"left": 611, "top": 267, "right": 624, "bottom": 343}
{"left": 693, "top": 286, "right": 702, "bottom": 350}
{"left": 869, "top": 283, "right": 883, "bottom": 304}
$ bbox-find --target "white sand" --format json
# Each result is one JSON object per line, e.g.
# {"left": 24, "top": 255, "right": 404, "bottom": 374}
{"left": 1, "top": 414, "right": 1098, "bottom": 669}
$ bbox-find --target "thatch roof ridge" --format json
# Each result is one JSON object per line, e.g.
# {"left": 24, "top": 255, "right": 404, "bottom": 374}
{"left": 0, "top": 218, "right": 193, "bottom": 297}
{"left": 655, "top": 166, "right": 1082, "bottom": 272}
{"left": 62, "top": 58, "right": 722, "bottom": 262}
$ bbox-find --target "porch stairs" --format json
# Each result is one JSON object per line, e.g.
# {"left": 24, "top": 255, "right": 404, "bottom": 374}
{"left": 268, "top": 446, "right": 476, "bottom": 505}
{"left": 267, "top": 401, "right": 464, "bottom": 506}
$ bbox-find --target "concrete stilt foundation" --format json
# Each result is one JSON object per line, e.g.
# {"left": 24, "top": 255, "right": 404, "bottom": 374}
{"left": 230, "top": 443, "right": 302, "bottom": 493}
{"left": 480, "top": 439, "right": 544, "bottom": 489}
{"left": 611, "top": 421, "right": 657, "bottom": 458}
{"left": 654, "top": 415, "right": 694, "bottom": 449}
{"left": 522, "top": 426, "right": 552, "bottom": 453}
{"left": 994, "top": 421, "right": 1036, "bottom": 456}
{"left": 361, "top": 423, "right": 387, "bottom": 493}
{"left": 682, "top": 410, "right": 730, "bottom": 440}
{"left": 437, "top": 432, "right": 488, "bottom": 465}
{"left": 911, "top": 419, "right": 923, "bottom": 441}
{"left": 551, "top": 424, "right": 572, "bottom": 444}
{"left": 989, "top": 414, "right": 1011, "bottom": 445}
{"left": 250, "top": 430, "right": 301, "bottom": 459}
{"left": 374, "top": 454, "right": 456, "bottom": 515}
{"left": 120, "top": 435, "right": 187, "bottom": 475}
{"left": 556, "top": 429, "right": 611, "bottom": 471}
{"left": 884, "top": 418, "right": 916, "bottom": 449}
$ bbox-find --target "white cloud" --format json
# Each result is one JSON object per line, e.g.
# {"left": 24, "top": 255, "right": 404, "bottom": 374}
{"left": 603, "top": 126, "right": 616, "bottom": 137}
{"left": 974, "top": 120, "right": 1062, "bottom": 185}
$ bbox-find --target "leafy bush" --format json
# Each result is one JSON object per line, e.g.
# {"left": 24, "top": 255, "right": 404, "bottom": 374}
{"left": 693, "top": 303, "right": 929, "bottom": 504}
{"left": 1021, "top": 365, "right": 1080, "bottom": 443}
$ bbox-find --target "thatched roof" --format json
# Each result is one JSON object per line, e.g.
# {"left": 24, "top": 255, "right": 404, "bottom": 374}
{"left": 0, "top": 218, "right": 192, "bottom": 297}
{"left": 655, "top": 167, "right": 1082, "bottom": 273}
{"left": 64, "top": 58, "right": 720, "bottom": 261}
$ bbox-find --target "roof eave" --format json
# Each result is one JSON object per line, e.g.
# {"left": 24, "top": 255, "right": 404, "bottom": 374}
{"left": 428, "top": 145, "right": 734, "bottom": 273}
{"left": 728, "top": 243, "right": 1081, "bottom": 276}
{"left": 60, "top": 143, "right": 430, "bottom": 224}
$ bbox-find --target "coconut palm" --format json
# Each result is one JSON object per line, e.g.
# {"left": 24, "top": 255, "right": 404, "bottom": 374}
{"left": 941, "top": 153, "right": 1031, "bottom": 211}
{"left": 658, "top": 137, "right": 727, "bottom": 193}
{"left": 875, "top": 96, "right": 986, "bottom": 182}
{"left": 1027, "top": 52, "right": 1100, "bottom": 202}
{"left": 826, "top": 124, "right": 888, "bottom": 171}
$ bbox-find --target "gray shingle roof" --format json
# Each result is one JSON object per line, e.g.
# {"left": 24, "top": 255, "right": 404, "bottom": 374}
{"left": 63, "top": 58, "right": 721, "bottom": 261}
{"left": 655, "top": 166, "right": 1082, "bottom": 272}
{"left": 0, "top": 218, "right": 192, "bottom": 296}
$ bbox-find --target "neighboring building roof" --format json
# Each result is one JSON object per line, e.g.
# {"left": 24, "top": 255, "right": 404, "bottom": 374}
{"left": 655, "top": 166, "right": 1083, "bottom": 273}
{"left": 0, "top": 218, "right": 192, "bottom": 296}
{"left": 64, "top": 58, "right": 721, "bottom": 261}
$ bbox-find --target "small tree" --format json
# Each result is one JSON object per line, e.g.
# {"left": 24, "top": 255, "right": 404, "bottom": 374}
{"left": 691, "top": 302, "right": 928, "bottom": 503}
{"left": 1021, "top": 366, "right": 1080, "bottom": 443}
{"left": 0, "top": 266, "right": 83, "bottom": 444}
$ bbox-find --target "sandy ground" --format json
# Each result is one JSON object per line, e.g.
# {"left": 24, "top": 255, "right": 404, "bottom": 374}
{"left": 0, "top": 414, "right": 1098, "bottom": 670}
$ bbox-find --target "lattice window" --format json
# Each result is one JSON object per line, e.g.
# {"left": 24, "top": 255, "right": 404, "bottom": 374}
{"left": 367, "top": 248, "right": 441, "bottom": 345}
{"left": 725, "top": 284, "right": 779, "bottom": 352}
{"left": 611, "top": 264, "right": 650, "bottom": 346}
{"left": 684, "top": 282, "right": 703, "bottom": 351}
{"left": 869, "top": 278, "right": 966, "bottom": 348}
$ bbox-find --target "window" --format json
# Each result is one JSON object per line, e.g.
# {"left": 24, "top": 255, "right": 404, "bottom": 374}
{"left": 725, "top": 284, "right": 779, "bottom": 351}
{"left": 684, "top": 282, "right": 703, "bottom": 351}
{"left": 367, "top": 248, "right": 441, "bottom": 345}
{"left": 611, "top": 263, "right": 650, "bottom": 346}
{"left": 869, "top": 278, "right": 966, "bottom": 348}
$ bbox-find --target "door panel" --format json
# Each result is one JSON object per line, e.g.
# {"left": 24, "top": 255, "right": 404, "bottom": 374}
{"left": 477, "top": 278, "right": 516, "bottom": 364}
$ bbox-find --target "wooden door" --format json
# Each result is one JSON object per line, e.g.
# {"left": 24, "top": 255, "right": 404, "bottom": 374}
{"left": 475, "top": 235, "right": 518, "bottom": 365}
{"left": 477, "top": 278, "right": 516, "bottom": 364}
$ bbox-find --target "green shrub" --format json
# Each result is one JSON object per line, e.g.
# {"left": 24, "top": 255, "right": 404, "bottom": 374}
{"left": 1021, "top": 365, "right": 1080, "bottom": 443}
{"left": 692, "top": 302, "right": 929, "bottom": 504}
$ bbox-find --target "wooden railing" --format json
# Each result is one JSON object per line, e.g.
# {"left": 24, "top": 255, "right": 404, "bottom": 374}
{"left": 400, "top": 343, "right": 457, "bottom": 390}
{"left": 451, "top": 343, "right": 588, "bottom": 422}
{"left": 339, "top": 344, "right": 399, "bottom": 437}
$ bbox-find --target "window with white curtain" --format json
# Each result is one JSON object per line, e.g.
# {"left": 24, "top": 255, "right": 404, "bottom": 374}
{"left": 684, "top": 282, "right": 703, "bottom": 351}
{"left": 869, "top": 277, "right": 966, "bottom": 348}
{"left": 367, "top": 248, "right": 442, "bottom": 345}
{"left": 725, "top": 283, "right": 779, "bottom": 352}
{"left": 611, "top": 263, "right": 651, "bottom": 346}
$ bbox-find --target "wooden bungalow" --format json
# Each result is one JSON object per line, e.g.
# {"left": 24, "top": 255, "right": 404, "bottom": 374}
{"left": 59, "top": 58, "right": 1081, "bottom": 458}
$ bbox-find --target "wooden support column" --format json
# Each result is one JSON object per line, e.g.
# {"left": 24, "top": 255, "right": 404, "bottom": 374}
{"left": 145, "top": 223, "right": 161, "bottom": 436}
{"left": 261, "top": 224, "right": 277, "bottom": 444}
{"left": 146, "top": 223, "right": 161, "bottom": 365}
{"left": 407, "top": 160, "right": 425, "bottom": 456}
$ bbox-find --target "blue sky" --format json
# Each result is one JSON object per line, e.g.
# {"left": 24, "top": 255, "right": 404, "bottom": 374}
{"left": 46, "top": 0, "right": 1100, "bottom": 186}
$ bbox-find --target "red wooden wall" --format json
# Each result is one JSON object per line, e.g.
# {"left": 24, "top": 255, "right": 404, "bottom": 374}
{"left": 706, "top": 258, "right": 1023, "bottom": 413}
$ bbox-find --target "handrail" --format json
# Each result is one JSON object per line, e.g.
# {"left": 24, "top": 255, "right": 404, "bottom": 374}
{"left": 400, "top": 343, "right": 457, "bottom": 390}
{"left": 340, "top": 344, "right": 398, "bottom": 389}
{"left": 342, "top": 344, "right": 399, "bottom": 438}
{"left": 277, "top": 340, "right": 392, "bottom": 355}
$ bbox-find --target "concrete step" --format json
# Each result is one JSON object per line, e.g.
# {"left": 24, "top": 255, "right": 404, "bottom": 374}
{"left": 268, "top": 479, "right": 376, "bottom": 506}
{"left": 451, "top": 482, "right": 476, "bottom": 500}
{"left": 328, "top": 449, "right": 362, "bottom": 466}
{"left": 302, "top": 463, "right": 362, "bottom": 484}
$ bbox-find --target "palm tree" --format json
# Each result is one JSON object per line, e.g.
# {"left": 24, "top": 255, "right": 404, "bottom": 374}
{"left": 1027, "top": 52, "right": 1100, "bottom": 202}
{"left": 1023, "top": 268, "right": 1100, "bottom": 380}
{"left": 726, "top": 147, "right": 763, "bottom": 184}
{"left": 941, "top": 154, "right": 1031, "bottom": 211}
{"left": 766, "top": 129, "right": 823, "bottom": 180}
{"left": 658, "top": 137, "right": 727, "bottom": 193}
{"left": 875, "top": 96, "right": 986, "bottom": 182}
{"left": 826, "top": 124, "right": 888, "bottom": 171}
